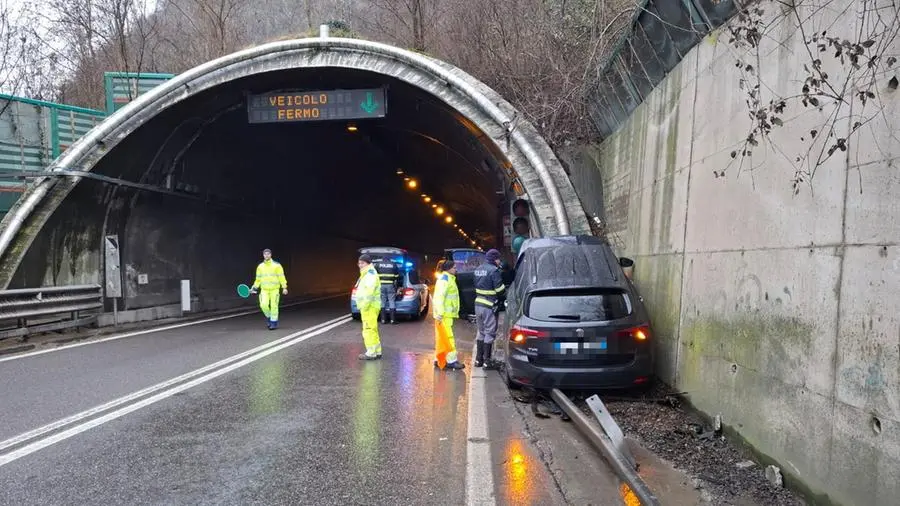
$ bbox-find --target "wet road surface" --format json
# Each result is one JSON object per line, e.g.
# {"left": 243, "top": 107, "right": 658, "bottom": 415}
{"left": 0, "top": 298, "right": 349, "bottom": 442}
{"left": 0, "top": 300, "right": 666, "bottom": 505}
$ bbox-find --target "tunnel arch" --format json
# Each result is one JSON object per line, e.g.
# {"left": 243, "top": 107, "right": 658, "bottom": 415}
{"left": 0, "top": 36, "right": 589, "bottom": 290}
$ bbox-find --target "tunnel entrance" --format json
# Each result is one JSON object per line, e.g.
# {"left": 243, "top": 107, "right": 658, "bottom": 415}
{"left": 0, "top": 37, "right": 588, "bottom": 314}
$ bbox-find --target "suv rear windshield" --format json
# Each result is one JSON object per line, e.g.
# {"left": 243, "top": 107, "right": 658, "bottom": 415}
{"left": 451, "top": 251, "right": 485, "bottom": 273}
{"left": 527, "top": 289, "right": 631, "bottom": 322}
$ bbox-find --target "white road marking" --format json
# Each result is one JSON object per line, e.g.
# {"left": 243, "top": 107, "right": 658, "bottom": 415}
{"left": 0, "top": 314, "right": 349, "bottom": 453}
{"left": 0, "top": 293, "right": 346, "bottom": 363}
{"left": 466, "top": 340, "right": 497, "bottom": 506}
{"left": 0, "top": 316, "right": 352, "bottom": 467}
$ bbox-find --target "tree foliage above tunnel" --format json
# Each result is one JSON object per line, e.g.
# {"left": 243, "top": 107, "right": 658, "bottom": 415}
{"left": 1, "top": 0, "right": 637, "bottom": 146}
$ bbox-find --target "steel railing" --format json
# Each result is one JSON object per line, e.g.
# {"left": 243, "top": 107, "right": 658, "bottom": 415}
{"left": 0, "top": 285, "right": 103, "bottom": 341}
{"left": 551, "top": 388, "right": 661, "bottom": 506}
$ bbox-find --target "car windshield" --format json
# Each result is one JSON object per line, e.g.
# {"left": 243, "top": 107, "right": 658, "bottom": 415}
{"left": 451, "top": 251, "right": 485, "bottom": 273}
{"left": 527, "top": 289, "right": 631, "bottom": 322}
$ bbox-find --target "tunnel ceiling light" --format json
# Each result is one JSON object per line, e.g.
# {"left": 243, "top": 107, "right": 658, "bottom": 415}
{"left": 347, "top": 122, "right": 358, "bottom": 132}
{"left": 435, "top": 206, "right": 445, "bottom": 215}
{"left": 445, "top": 216, "right": 453, "bottom": 224}
{"left": 396, "top": 169, "right": 404, "bottom": 175}
{"left": 407, "top": 179, "right": 418, "bottom": 189}
{"left": 423, "top": 196, "right": 432, "bottom": 203}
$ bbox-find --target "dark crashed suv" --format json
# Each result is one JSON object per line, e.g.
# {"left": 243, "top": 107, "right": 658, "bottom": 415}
{"left": 500, "top": 235, "right": 654, "bottom": 390}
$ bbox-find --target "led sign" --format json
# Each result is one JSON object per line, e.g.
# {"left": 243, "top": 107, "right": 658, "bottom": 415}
{"left": 247, "top": 88, "right": 387, "bottom": 123}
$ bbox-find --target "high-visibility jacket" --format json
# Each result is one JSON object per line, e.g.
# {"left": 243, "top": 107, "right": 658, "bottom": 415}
{"left": 374, "top": 260, "right": 401, "bottom": 288}
{"left": 473, "top": 262, "right": 505, "bottom": 308}
{"left": 253, "top": 259, "right": 287, "bottom": 291}
{"left": 354, "top": 265, "right": 382, "bottom": 311}
{"left": 432, "top": 272, "right": 460, "bottom": 318}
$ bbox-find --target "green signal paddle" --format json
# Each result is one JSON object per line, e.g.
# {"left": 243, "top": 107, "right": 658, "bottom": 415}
{"left": 237, "top": 284, "right": 252, "bottom": 298}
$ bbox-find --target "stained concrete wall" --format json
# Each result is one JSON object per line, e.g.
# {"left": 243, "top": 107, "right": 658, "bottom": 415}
{"left": 564, "top": 3, "right": 900, "bottom": 504}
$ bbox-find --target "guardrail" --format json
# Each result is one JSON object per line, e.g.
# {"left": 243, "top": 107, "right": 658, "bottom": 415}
{"left": 551, "top": 388, "right": 661, "bottom": 506}
{"left": 0, "top": 285, "right": 103, "bottom": 341}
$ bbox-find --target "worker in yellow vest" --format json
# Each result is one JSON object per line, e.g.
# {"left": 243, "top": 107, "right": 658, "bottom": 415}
{"left": 250, "top": 248, "right": 288, "bottom": 330}
{"left": 353, "top": 254, "right": 383, "bottom": 360}
{"left": 433, "top": 259, "right": 465, "bottom": 370}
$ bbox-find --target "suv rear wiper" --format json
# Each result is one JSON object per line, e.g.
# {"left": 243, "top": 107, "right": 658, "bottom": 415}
{"left": 547, "top": 314, "right": 581, "bottom": 321}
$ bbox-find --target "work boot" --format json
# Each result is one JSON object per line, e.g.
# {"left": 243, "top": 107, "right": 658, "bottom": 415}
{"left": 474, "top": 341, "right": 485, "bottom": 368}
{"left": 483, "top": 342, "right": 495, "bottom": 368}
{"left": 270, "top": 320, "right": 278, "bottom": 330}
{"left": 390, "top": 309, "right": 397, "bottom": 324}
{"left": 358, "top": 353, "right": 378, "bottom": 361}
{"left": 445, "top": 361, "right": 465, "bottom": 370}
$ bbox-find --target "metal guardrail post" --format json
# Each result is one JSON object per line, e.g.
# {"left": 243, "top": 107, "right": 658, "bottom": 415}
{"left": 585, "top": 394, "right": 638, "bottom": 470}
{"left": 550, "top": 388, "right": 661, "bottom": 506}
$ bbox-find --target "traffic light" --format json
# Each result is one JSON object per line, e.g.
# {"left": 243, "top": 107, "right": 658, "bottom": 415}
{"left": 509, "top": 198, "right": 531, "bottom": 255}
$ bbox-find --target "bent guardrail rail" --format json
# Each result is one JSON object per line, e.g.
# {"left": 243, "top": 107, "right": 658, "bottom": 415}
{"left": 0, "top": 285, "right": 103, "bottom": 341}
{"left": 550, "top": 388, "right": 661, "bottom": 506}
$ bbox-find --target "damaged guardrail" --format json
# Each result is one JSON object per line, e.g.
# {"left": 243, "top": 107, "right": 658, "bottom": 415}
{"left": 0, "top": 285, "right": 103, "bottom": 341}
{"left": 550, "top": 388, "right": 661, "bottom": 506}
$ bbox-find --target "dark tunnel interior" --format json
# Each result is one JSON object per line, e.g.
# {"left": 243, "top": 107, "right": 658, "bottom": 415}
{"left": 11, "top": 68, "right": 518, "bottom": 312}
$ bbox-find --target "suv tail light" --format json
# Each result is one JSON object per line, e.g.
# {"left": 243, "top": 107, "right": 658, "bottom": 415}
{"left": 615, "top": 325, "right": 651, "bottom": 341}
{"left": 511, "top": 326, "right": 548, "bottom": 343}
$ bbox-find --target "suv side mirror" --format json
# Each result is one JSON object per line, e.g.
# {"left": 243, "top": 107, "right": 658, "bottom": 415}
{"left": 618, "top": 257, "right": 635, "bottom": 280}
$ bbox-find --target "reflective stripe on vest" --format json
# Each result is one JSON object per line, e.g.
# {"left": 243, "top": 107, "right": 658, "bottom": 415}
{"left": 475, "top": 296, "right": 494, "bottom": 307}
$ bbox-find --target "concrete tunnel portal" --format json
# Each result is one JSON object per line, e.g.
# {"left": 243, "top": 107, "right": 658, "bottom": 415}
{"left": 0, "top": 37, "right": 589, "bottom": 314}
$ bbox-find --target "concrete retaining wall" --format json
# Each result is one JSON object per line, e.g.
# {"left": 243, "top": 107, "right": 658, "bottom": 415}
{"left": 566, "top": 2, "right": 900, "bottom": 504}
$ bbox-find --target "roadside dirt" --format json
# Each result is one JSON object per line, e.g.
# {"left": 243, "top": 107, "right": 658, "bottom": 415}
{"left": 575, "top": 383, "right": 806, "bottom": 506}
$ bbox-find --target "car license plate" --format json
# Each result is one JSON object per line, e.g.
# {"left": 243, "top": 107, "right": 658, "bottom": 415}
{"left": 554, "top": 342, "right": 579, "bottom": 354}
{"left": 554, "top": 339, "right": 607, "bottom": 354}
{"left": 583, "top": 339, "right": 608, "bottom": 352}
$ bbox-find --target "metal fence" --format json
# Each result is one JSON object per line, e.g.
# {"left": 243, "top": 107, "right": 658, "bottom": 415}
{"left": 0, "top": 285, "right": 103, "bottom": 341}
{"left": 0, "top": 94, "right": 106, "bottom": 217}
{"left": 51, "top": 106, "right": 106, "bottom": 158}
{"left": 0, "top": 72, "right": 173, "bottom": 217}
{"left": 588, "top": 0, "right": 739, "bottom": 140}
{"left": 103, "top": 72, "right": 175, "bottom": 114}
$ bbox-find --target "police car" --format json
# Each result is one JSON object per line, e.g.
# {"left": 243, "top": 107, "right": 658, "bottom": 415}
{"left": 350, "top": 247, "right": 430, "bottom": 321}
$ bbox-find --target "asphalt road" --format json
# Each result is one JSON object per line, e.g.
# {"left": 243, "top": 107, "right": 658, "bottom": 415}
{"left": 0, "top": 299, "right": 652, "bottom": 505}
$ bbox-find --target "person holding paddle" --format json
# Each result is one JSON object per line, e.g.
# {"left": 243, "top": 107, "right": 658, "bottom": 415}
{"left": 250, "top": 248, "right": 288, "bottom": 330}
{"left": 433, "top": 259, "right": 464, "bottom": 370}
